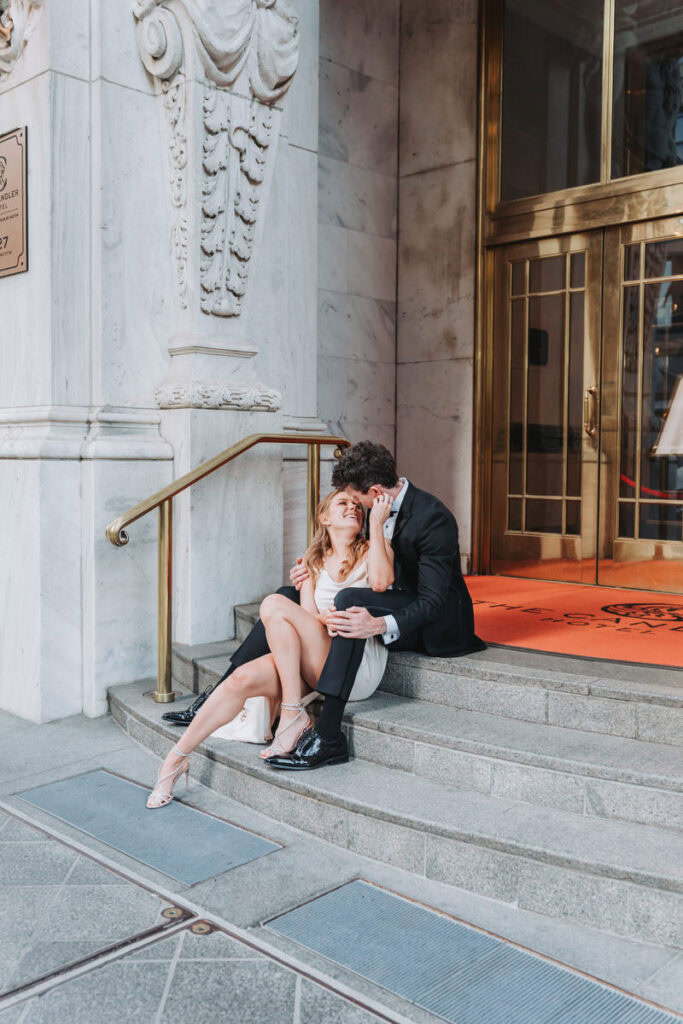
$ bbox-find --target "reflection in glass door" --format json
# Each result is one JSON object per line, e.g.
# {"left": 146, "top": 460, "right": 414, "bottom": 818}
{"left": 601, "top": 219, "right": 683, "bottom": 591}
{"left": 490, "top": 234, "right": 603, "bottom": 583}
{"left": 489, "top": 223, "right": 683, "bottom": 592}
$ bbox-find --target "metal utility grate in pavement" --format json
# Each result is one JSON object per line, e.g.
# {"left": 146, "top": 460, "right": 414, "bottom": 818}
{"left": 267, "top": 880, "right": 679, "bottom": 1024}
{"left": 17, "top": 769, "right": 279, "bottom": 885}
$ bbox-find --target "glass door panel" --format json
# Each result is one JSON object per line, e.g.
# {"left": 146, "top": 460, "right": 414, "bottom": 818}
{"left": 600, "top": 218, "right": 683, "bottom": 591}
{"left": 612, "top": 0, "right": 683, "bottom": 179}
{"left": 491, "top": 233, "right": 603, "bottom": 581}
{"left": 500, "top": 0, "right": 604, "bottom": 201}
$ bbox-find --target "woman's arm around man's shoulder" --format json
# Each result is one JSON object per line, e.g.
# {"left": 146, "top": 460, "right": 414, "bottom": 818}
{"left": 367, "top": 494, "right": 394, "bottom": 592}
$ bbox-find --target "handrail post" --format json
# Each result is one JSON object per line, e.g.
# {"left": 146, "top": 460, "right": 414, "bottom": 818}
{"left": 306, "top": 443, "right": 320, "bottom": 545}
{"left": 155, "top": 499, "right": 174, "bottom": 703}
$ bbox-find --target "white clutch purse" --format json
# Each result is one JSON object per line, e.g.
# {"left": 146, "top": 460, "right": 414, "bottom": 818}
{"left": 211, "top": 696, "right": 276, "bottom": 744}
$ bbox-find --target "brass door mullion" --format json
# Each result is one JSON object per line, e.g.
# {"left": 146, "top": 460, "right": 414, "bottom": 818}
{"left": 472, "top": 0, "right": 501, "bottom": 572}
{"left": 600, "top": 0, "right": 616, "bottom": 184}
{"left": 634, "top": 244, "right": 645, "bottom": 539}
{"left": 505, "top": 261, "right": 512, "bottom": 530}
{"left": 483, "top": 0, "right": 504, "bottom": 212}
{"left": 562, "top": 254, "right": 571, "bottom": 536}
{"left": 615, "top": 255, "right": 625, "bottom": 545}
{"left": 528, "top": 262, "right": 532, "bottom": 528}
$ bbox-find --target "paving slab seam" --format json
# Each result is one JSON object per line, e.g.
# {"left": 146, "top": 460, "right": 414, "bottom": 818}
{"left": 14, "top": 849, "right": 82, "bottom": 978}
{"left": 152, "top": 926, "right": 185, "bottom": 1024}
{"left": 0, "top": 801, "right": 417, "bottom": 1024}
{"left": 0, "top": 918, "right": 193, "bottom": 1012}
{"left": 292, "top": 974, "right": 302, "bottom": 1024}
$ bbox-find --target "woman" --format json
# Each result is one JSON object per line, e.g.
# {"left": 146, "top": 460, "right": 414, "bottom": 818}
{"left": 146, "top": 489, "right": 394, "bottom": 808}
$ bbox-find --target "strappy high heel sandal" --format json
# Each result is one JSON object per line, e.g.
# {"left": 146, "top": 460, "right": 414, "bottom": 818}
{"left": 259, "top": 692, "right": 317, "bottom": 759}
{"left": 146, "top": 745, "right": 191, "bottom": 808}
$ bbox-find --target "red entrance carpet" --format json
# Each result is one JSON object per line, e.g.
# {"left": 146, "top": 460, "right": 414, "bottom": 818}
{"left": 466, "top": 576, "right": 683, "bottom": 668}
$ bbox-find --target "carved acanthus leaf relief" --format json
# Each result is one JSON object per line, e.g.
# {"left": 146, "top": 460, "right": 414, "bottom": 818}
{"left": 154, "top": 379, "right": 281, "bottom": 411}
{"left": 133, "top": 0, "right": 298, "bottom": 318}
{"left": 200, "top": 90, "right": 273, "bottom": 316}
{"left": 162, "top": 75, "right": 189, "bottom": 308}
{"left": 0, "top": 0, "right": 42, "bottom": 82}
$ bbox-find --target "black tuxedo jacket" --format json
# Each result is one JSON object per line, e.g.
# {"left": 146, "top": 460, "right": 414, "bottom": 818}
{"left": 389, "top": 484, "right": 484, "bottom": 656}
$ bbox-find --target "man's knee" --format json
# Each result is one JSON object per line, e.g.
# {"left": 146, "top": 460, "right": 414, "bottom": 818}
{"left": 276, "top": 585, "right": 298, "bottom": 600}
{"left": 334, "top": 587, "right": 367, "bottom": 611}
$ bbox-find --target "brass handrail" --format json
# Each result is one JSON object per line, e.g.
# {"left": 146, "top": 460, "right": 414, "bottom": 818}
{"left": 106, "top": 432, "right": 350, "bottom": 702}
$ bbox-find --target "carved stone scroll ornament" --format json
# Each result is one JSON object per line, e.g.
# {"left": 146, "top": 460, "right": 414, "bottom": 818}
{"left": 133, "top": 0, "right": 298, "bottom": 317}
{"left": 154, "top": 379, "right": 281, "bottom": 410}
{"left": 162, "top": 74, "right": 189, "bottom": 308}
{"left": 0, "top": 0, "right": 42, "bottom": 81}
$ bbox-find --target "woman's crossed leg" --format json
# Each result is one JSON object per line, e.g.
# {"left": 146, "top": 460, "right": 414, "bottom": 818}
{"left": 148, "top": 594, "right": 330, "bottom": 800}
{"left": 259, "top": 593, "right": 331, "bottom": 755}
{"left": 148, "top": 654, "right": 281, "bottom": 804}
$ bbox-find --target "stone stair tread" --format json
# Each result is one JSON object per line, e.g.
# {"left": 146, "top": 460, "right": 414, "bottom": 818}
{"left": 194, "top": 647, "right": 239, "bottom": 678}
{"left": 189, "top": 648, "right": 683, "bottom": 787}
{"left": 110, "top": 682, "right": 683, "bottom": 893}
{"left": 175, "top": 639, "right": 237, "bottom": 663}
{"left": 192, "top": 638, "right": 683, "bottom": 710}
{"left": 390, "top": 651, "right": 683, "bottom": 706}
{"left": 345, "top": 692, "right": 683, "bottom": 790}
{"left": 230, "top": 604, "right": 683, "bottom": 700}
{"left": 468, "top": 643, "right": 683, "bottom": 692}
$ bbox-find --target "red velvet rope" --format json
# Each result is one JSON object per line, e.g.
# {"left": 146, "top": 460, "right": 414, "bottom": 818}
{"left": 620, "top": 473, "right": 682, "bottom": 500}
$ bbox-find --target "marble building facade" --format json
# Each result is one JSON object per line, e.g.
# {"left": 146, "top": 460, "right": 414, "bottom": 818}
{"left": 0, "top": 0, "right": 478, "bottom": 723}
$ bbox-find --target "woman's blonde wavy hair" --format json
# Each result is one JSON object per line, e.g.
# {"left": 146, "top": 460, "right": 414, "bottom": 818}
{"left": 303, "top": 490, "right": 368, "bottom": 582}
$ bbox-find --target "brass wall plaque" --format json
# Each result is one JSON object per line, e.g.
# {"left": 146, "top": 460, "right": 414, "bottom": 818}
{"left": 0, "top": 126, "right": 28, "bottom": 279}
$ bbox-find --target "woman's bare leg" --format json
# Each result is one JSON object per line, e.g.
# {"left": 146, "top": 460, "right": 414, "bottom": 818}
{"left": 259, "top": 595, "right": 331, "bottom": 752}
{"left": 151, "top": 656, "right": 280, "bottom": 788}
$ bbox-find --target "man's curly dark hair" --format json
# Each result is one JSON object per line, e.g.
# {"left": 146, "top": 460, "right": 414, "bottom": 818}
{"left": 331, "top": 440, "right": 399, "bottom": 493}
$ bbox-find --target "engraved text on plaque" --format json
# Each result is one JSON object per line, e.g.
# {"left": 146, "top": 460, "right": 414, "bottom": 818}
{"left": 0, "top": 126, "right": 28, "bottom": 279}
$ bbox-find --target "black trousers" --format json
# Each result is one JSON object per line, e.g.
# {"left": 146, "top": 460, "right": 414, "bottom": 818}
{"left": 219, "top": 586, "right": 422, "bottom": 701}
{"left": 316, "top": 587, "right": 422, "bottom": 700}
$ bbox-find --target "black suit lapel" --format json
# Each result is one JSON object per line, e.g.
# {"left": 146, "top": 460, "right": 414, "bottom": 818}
{"left": 392, "top": 484, "right": 416, "bottom": 542}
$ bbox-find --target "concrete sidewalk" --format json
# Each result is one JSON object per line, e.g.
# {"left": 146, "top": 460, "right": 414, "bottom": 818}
{"left": 0, "top": 708, "right": 680, "bottom": 1022}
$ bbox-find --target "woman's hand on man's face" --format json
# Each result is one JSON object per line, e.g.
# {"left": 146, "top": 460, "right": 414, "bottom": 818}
{"left": 369, "top": 493, "right": 392, "bottom": 528}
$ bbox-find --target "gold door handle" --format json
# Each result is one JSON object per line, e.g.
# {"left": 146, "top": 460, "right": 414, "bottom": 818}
{"left": 584, "top": 386, "right": 598, "bottom": 438}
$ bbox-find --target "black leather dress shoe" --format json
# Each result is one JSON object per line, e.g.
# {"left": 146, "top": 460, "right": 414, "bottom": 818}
{"left": 264, "top": 727, "right": 348, "bottom": 770}
{"left": 161, "top": 685, "right": 215, "bottom": 726}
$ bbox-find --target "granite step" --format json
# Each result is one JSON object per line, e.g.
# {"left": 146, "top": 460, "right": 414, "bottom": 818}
{"left": 109, "top": 681, "right": 683, "bottom": 949}
{"left": 342, "top": 693, "right": 683, "bottom": 832}
{"left": 176, "top": 645, "right": 683, "bottom": 832}
{"left": 229, "top": 603, "right": 683, "bottom": 746}
{"left": 175, "top": 631, "right": 683, "bottom": 832}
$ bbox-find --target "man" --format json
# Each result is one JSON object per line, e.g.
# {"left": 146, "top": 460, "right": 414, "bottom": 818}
{"left": 164, "top": 441, "right": 485, "bottom": 770}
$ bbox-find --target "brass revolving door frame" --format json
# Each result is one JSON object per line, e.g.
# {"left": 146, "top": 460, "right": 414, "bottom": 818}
{"left": 474, "top": 0, "right": 683, "bottom": 591}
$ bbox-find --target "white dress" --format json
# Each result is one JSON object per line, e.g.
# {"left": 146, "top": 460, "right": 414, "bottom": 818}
{"left": 314, "top": 559, "right": 388, "bottom": 701}
{"left": 212, "top": 559, "right": 388, "bottom": 744}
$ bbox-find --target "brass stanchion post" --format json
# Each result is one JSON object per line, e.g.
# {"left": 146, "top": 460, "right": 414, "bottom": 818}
{"left": 154, "top": 499, "right": 174, "bottom": 703}
{"left": 306, "top": 443, "right": 320, "bottom": 545}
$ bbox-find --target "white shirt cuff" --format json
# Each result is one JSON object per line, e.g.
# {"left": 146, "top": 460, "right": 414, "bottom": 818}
{"left": 381, "top": 614, "right": 400, "bottom": 646}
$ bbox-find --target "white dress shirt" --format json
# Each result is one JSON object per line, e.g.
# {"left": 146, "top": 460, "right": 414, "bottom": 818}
{"left": 380, "top": 477, "right": 409, "bottom": 644}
